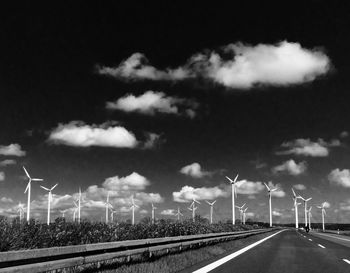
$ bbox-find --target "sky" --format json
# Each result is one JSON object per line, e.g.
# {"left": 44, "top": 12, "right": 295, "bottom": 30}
{"left": 0, "top": 1, "right": 350, "bottom": 224}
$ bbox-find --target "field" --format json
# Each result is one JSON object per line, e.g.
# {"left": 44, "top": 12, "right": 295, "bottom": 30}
{"left": 0, "top": 216, "right": 264, "bottom": 252}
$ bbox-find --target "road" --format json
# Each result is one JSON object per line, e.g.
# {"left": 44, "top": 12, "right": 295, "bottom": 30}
{"left": 184, "top": 229, "right": 350, "bottom": 273}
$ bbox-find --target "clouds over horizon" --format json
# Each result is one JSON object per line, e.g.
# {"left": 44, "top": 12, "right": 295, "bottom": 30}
{"left": 97, "top": 41, "right": 331, "bottom": 89}
{"left": 179, "top": 162, "right": 212, "bottom": 178}
{"left": 173, "top": 185, "right": 229, "bottom": 203}
{"left": 48, "top": 121, "right": 160, "bottom": 149}
{"left": 0, "top": 144, "right": 26, "bottom": 157}
{"left": 106, "top": 91, "right": 198, "bottom": 118}
{"left": 328, "top": 168, "right": 350, "bottom": 188}
{"left": 276, "top": 138, "right": 340, "bottom": 157}
{"left": 272, "top": 159, "right": 307, "bottom": 176}
{"left": 0, "top": 159, "right": 17, "bottom": 167}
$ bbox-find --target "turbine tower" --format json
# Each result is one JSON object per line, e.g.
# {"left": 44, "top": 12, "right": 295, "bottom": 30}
{"left": 151, "top": 203, "right": 157, "bottom": 224}
{"left": 226, "top": 174, "right": 245, "bottom": 225}
{"left": 317, "top": 202, "right": 327, "bottom": 232}
{"left": 264, "top": 182, "right": 277, "bottom": 227}
{"left": 17, "top": 202, "right": 25, "bottom": 221}
{"left": 75, "top": 188, "right": 83, "bottom": 223}
{"left": 292, "top": 188, "right": 302, "bottom": 228}
{"left": 205, "top": 200, "right": 216, "bottom": 224}
{"left": 298, "top": 194, "right": 312, "bottom": 227}
{"left": 105, "top": 192, "right": 113, "bottom": 224}
{"left": 243, "top": 207, "right": 248, "bottom": 224}
{"left": 235, "top": 203, "right": 246, "bottom": 223}
{"left": 60, "top": 209, "right": 67, "bottom": 218}
{"left": 73, "top": 201, "right": 78, "bottom": 222}
{"left": 175, "top": 207, "right": 183, "bottom": 221}
{"left": 40, "top": 183, "right": 58, "bottom": 225}
{"left": 189, "top": 198, "right": 200, "bottom": 222}
{"left": 110, "top": 209, "right": 117, "bottom": 223}
{"left": 130, "top": 195, "right": 139, "bottom": 225}
{"left": 308, "top": 206, "right": 312, "bottom": 229}
{"left": 23, "top": 166, "right": 44, "bottom": 222}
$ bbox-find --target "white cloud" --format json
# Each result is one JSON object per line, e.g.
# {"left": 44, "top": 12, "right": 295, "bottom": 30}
{"left": 0, "top": 171, "right": 4, "bottom": 181}
{"left": 143, "top": 132, "right": 163, "bottom": 149}
{"left": 48, "top": 121, "right": 139, "bottom": 148}
{"left": 272, "top": 210, "right": 282, "bottom": 217}
{"left": 276, "top": 138, "right": 340, "bottom": 157}
{"left": 0, "top": 144, "right": 26, "bottom": 157}
{"left": 0, "top": 197, "right": 13, "bottom": 203}
{"left": 173, "top": 185, "right": 229, "bottom": 203}
{"left": 179, "top": 162, "right": 212, "bottom": 178}
{"left": 293, "top": 184, "right": 307, "bottom": 191}
{"left": 235, "top": 180, "right": 265, "bottom": 195}
{"left": 323, "top": 201, "right": 331, "bottom": 208}
{"left": 340, "top": 131, "right": 349, "bottom": 138}
{"left": 103, "top": 172, "right": 150, "bottom": 191}
{"left": 106, "top": 91, "right": 198, "bottom": 118}
{"left": 97, "top": 53, "right": 190, "bottom": 81}
{"left": 160, "top": 209, "right": 176, "bottom": 216}
{"left": 245, "top": 212, "right": 255, "bottom": 218}
{"left": 328, "top": 169, "right": 350, "bottom": 188}
{"left": 272, "top": 159, "right": 307, "bottom": 176}
{"left": 0, "top": 159, "right": 16, "bottom": 166}
{"left": 97, "top": 41, "right": 331, "bottom": 89}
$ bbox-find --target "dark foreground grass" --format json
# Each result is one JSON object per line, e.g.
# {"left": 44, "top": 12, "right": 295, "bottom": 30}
{"left": 81, "top": 230, "right": 277, "bottom": 273}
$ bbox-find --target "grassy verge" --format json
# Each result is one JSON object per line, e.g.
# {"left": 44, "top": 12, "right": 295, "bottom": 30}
{"left": 81, "top": 230, "right": 277, "bottom": 273}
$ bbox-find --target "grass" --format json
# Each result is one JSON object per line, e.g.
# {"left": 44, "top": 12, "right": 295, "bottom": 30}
{"left": 81, "top": 230, "right": 276, "bottom": 273}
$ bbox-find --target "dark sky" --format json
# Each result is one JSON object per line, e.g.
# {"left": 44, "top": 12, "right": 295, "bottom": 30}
{"left": 0, "top": 1, "right": 349, "bottom": 224}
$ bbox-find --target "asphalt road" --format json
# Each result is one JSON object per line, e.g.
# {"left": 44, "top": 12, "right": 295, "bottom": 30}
{"left": 186, "top": 229, "right": 350, "bottom": 273}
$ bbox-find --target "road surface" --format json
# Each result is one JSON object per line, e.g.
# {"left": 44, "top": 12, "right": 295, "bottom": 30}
{"left": 184, "top": 229, "right": 350, "bottom": 273}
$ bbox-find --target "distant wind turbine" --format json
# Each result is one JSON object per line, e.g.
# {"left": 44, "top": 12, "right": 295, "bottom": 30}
{"left": 110, "top": 209, "right": 117, "bottom": 223}
{"left": 292, "top": 188, "right": 302, "bottom": 228}
{"left": 17, "top": 202, "right": 25, "bottom": 221}
{"left": 298, "top": 194, "right": 312, "bottom": 227}
{"left": 175, "top": 207, "right": 183, "bottom": 221}
{"left": 151, "top": 203, "right": 157, "bottom": 224}
{"left": 75, "top": 188, "right": 85, "bottom": 223}
{"left": 73, "top": 201, "right": 78, "bottom": 222}
{"left": 130, "top": 195, "right": 139, "bottom": 225}
{"left": 226, "top": 174, "right": 245, "bottom": 225}
{"left": 243, "top": 207, "right": 248, "bottom": 224}
{"left": 105, "top": 191, "right": 113, "bottom": 224}
{"left": 205, "top": 200, "right": 216, "bottom": 224}
{"left": 60, "top": 209, "right": 67, "bottom": 218}
{"left": 23, "top": 166, "right": 44, "bottom": 222}
{"left": 308, "top": 206, "right": 312, "bottom": 229}
{"left": 235, "top": 203, "right": 246, "bottom": 223}
{"left": 40, "top": 183, "right": 58, "bottom": 225}
{"left": 264, "top": 182, "right": 277, "bottom": 227}
{"left": 317, "top": 202, "right": 327, "bottom": 232}
{"left": 189, "top": 198, "right": 200, "bottom": 222}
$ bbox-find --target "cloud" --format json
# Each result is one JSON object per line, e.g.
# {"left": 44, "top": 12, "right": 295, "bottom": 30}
{"left": 143, "top": 132, "right": 163, "bottom": 149}
{"left": 103, "top": 172, "right": 150, "bottom": 191}
{"left": 272, "top": 210, "right": 282, "bottom": 217}
{"left": 235, "top": 180, "right": 265, "bottom": 195}
{"left": 245, "top": 212, "right": 255, "bottom": 218}
{"left": 328, "top": 169, "right": 350, "bottom": 188}
{"left": 293, "top": 184, "right": 306, "bottom": 191}
{"left": 160, "top": 209, "right": 176, "bottom": 216}
{"left": 0, "top": 144, "right": 26, "bottom": 157}
{"left": 179, "top": 162, "right": 212, "bottom": 178}
{"left": 323, "top": 201, "right": 331, "bottom": 208}
{"left": 0, "top": 172, "right": 5, "bottom": 181}
{"left": 0, "top": 197, "right": 13, "bottom": 203}
{"left": 97, "top": 53, "right": 190, "bottom": 81}
{"left": 340, "top": 199, "right": 350, "bottom": 211}
{"left": 106, "top": 91, "right": 198, "bottom": 118}
{"left": 340, "top": 131, "right": 349, "bottom": 138}
{"left": 276, "top": 138, "right": 340, "bottom": 157}
{"left": 97, "top": 41, "right": 331, "bottom": 89}
{"left": 267, "top": 181, "right": 286, "bottom": 198}
{"left": 272, "top": 159, "right": 307, "bottom": 176}
{"left": 48, "top": 121, "right": 139, "bottom": 148}
{"left": 173, "top": 185, "right": 229, "bottom": 203}
{"left": 0, "top": 159, "right": 16, "bottom": 167}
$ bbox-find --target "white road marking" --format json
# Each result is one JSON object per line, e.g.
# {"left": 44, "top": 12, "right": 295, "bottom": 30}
{"left": 318, "top": 244, "right": 326, "bottom": 248}
{"left": 314, "top": 232, "right": 350, "bottom": 242}
{"left": 308, "top": 239, "right": 312, "bottom": 241}
{"left": 192, "top": 230, "right": 286, "bottom": 273}
{"left": 343, "top": 259, "right": 350, "bottom": 265}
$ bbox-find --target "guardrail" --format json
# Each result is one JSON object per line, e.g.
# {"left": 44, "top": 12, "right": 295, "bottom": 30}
{"left": 0, "top": 228, "right": 277, "bottom": 273}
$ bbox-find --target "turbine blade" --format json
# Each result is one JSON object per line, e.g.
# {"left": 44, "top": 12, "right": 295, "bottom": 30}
{"left": 271, "top": 188, "right": 277, "bottom": 192}
{"left": 32, "top": 178, "right": 43, "bottom": 181}
{"left": 40, "top": 185, "right": 49, "bottom": 191}
{"left": 291, "top": 188, "right": 296, "bottom": 197}
{"left": 206, "top": 200, "right": 211, "bottom": 205}
{"left": 212, "top": 200, "right": 217, "bottom": 205}
{"left": 306, "top": 197, "right": 312, "bottom": 202}
{"left": 225, "top": 176, "right": 234, "bottom": 183}
{"left": 23, "top": 166, "right": 30, "bottom": 179}
{"left": 233, "top": 174, "right": 239, "bottom": 183}
{"left": 51, "top": 183, "right": 58, "bottom": 191}
{"left": 24, "top": 182, "right": 30, "bottom": 193}
{"left": 264, "top": 182, "right": 270, "bottom": 191}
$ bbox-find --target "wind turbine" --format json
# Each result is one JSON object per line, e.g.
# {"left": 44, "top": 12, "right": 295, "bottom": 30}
{"left": 75, "top": 188, "right": 85, "bottom": 223}
{"left": 73, "top": 201, "right": 78, "bottom": 222}
{"left": 151, "top": 203, "right": 157, "bottom": 224}
{"left": 235, "top": 203, "right": 246, "bottom": 223}
{"left": 308, "top": 206, "right": 312, "bottom": 230}
{"left": 110, "top": 209, "right": 117, "bottom": 223}
{"left": 226, "top": 174, "right": 245, "bottom": 225}
{"left": 317, "top": 202, "right": 327, "bottom": 232}
{"left": 17, "top": 202, "right": 25, "bottom": 221}
{"left": 264, "top": 182, "right": 277, "bottom": 227}
{"left": 105, "top": 192, "right": 113, "bottom": 223}
{"left": 40, "top": 183, "right": 58, "bottom": 225}
{"left": 130, "top": 195, "right": 139, "bottom": 225}
{"left": 175, "top": 207, "right": 183, "bottom": 221}
{"left": 206, "top": 200, "right": 216, "bottom": 224}
{"left": 60, "top": 209, "right": 67, "bottom": 218}
{"left": 189, "top": 198, "right": 200, "bottom": 222}
{"left": 292, "top": 188, "right": 302, "bottom": 228}
{"left": 243, "top": 207, "right": 248, "bottom": 224}
{"left": 23, "top": 166, "right": 43, "bottom": 222}
{"left": 298, "top": 194, "right": 312, "bottom": 227}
